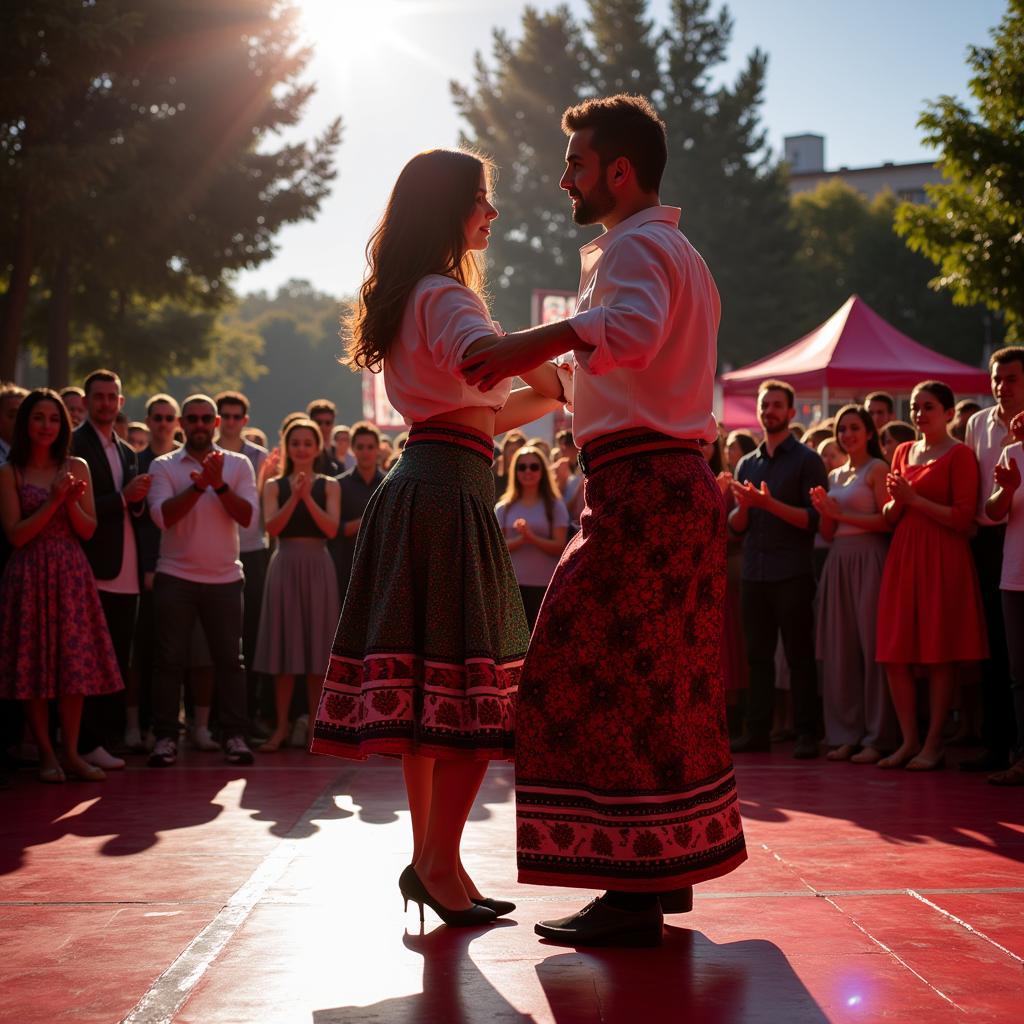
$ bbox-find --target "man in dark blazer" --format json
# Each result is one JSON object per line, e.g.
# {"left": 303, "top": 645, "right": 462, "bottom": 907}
{"left": 72, "top": 369, "right": 151, "bottom": 768}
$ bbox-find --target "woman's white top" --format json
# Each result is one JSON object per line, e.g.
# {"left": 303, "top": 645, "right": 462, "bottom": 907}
{"left": 383, "top": 275, "right": 511, "bottom": 424}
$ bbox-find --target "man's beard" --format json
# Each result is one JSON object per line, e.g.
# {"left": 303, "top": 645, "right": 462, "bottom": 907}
{"left": 570, "top": 176, "right": 615, "bottom": 226}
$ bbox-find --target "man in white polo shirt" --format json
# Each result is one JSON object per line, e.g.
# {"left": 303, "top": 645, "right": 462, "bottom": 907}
{"left": 146, "top": 394, "right": 259, "bottom": 767}
{"left": 962, "top": 346, "right": 1024, "bottom": 774}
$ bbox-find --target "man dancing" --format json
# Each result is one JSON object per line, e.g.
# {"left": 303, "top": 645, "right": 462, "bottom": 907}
{"left": 461, "top": 94, "right": 746, "bottom": 947}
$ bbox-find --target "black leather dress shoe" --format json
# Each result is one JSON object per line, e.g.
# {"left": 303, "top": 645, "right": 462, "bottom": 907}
{"left": 535, "top": 898, "right": 663, "bottom": 947}
{"left": 730, "top": 734, "right": 771, "bottom": 753}
{"left": 792, "top": 735, "right": 820, "bottom": 759}
{"left": 959, "top": 751, "right": 1009, "bottom": 773}
{"left": 658, "top": 886, "right": 693, "bottom": 914}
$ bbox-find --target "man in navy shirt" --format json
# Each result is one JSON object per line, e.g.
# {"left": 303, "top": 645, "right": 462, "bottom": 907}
{"left": 729, "top": 380, "right": 829, "bottom": 758}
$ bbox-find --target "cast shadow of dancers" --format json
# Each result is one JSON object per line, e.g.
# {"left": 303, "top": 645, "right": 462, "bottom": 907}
{"left": 536, "top": 924, "right": 829, "bottom": 1024}
{"left": 313, "top": 920, "right": 539, "bottom": 1024}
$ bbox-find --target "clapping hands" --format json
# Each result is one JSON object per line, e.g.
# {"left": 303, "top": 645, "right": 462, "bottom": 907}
{"left": 809, "top": 485, "right": 841, "bottom": 519}
{"left": 886, "top": 471, "right": 916, "bottom": 506}
{"left": 730, "top": 479, "right": 772, "bottom": 509}
{"left": 1009, "top": 411, "right": 1024, "bottom": 444}
{"left": 190, "top": 451, "right": 225, "bottom": 492}
{"left": 51, "top": 470, "right": 87, "bottom": 506}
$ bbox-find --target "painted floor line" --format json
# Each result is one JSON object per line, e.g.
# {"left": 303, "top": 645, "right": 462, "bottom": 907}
{"left": 819, "top": 893, "right": 966, "bottom": 1013}
{"left": 908, "top": 889, "right": 1024, "bottom": 966}
{"left": 119, "top": 773, "right": 347, "bottom": 1024}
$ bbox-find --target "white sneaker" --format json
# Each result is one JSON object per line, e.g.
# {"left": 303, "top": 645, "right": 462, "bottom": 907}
{"left": 290, "top": 714, "right": 310, "bottom": 748}
{"left": 83, "top": 746, "right": 126, "bottom": 770}
{"left": 224, "top": 735, "right": 254, "bottom": 766}
{"left": 190, "top": 726, "right": 221, "bottom": 751}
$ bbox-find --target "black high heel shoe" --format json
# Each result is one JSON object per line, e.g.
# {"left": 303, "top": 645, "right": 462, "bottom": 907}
{"left": 399, "top": 865, "right": 497, "bottom": 927}
{"left": 472, "top": 897, "right": 516, "bottom": 917}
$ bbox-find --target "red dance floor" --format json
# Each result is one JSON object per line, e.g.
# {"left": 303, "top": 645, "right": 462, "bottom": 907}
{"left": 2, "top": 749, "right": 1022, "bottom": 1023}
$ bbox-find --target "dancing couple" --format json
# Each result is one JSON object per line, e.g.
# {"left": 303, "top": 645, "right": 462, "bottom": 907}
{"left": 311, "top": 94, "right": 746, "bottom": 947}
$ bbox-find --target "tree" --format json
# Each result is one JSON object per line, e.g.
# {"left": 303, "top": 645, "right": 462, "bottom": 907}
{"left": 792, "top": 181, "right": 999, "bottom": 363}
{"left": 0, "top": 0, "right": 341, "bottom": 383}
{"left": 895, "top": 0, "right": 1023, "bottom": 340}
{"left": 451, "top": 0, "right": 798, "bottom": 365}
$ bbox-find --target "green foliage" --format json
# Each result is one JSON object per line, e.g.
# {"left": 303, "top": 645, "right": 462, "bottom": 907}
{"left": 150, "top": 280, "right": 362, "bottom": 437}
{"left": 895, "top": 0, "right": 1023, "bottom": 339}
{"left": 793, "top": 181, "right": 999, "bottom": 362}
{"left": 452, "top": 0, "right": 799, "bottom": 365}
{"left": 0, "top": 0, "right": 341, "bottom": 381}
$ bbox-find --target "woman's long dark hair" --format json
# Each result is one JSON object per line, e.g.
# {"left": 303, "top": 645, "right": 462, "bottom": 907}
{"left": 345, "top": 149, "right": 493, "bottom": 371}
{"left": 498, "top": 445, "right": 561, "bottom": 533}
{"left": 7, "top": 389, "right": 72, "bottom": 468}
{"left": 833, "top": 404, "right": 885, "bottom": 462}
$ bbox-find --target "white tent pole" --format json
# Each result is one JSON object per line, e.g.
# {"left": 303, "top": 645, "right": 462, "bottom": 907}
{"left": 821, "top": 384, "right": 830, "bottom": 419}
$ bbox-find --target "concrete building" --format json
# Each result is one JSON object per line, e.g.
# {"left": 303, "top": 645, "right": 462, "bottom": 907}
{"left": 783, "top": 133, "right": 942, "bottom": 204}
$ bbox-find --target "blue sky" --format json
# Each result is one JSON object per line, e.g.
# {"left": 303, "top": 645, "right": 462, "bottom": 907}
{"left": 235, "top": 0, "right": 1009, "bottom": 298}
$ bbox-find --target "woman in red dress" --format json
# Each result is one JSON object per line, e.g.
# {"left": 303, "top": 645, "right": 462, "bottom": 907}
{"left": 876, "top": 380, "right": 988, "bottom": 770}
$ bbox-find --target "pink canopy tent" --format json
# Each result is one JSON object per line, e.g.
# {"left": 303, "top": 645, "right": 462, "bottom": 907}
{"left": 719, "top": 295, "right": 990, "bottom": 426}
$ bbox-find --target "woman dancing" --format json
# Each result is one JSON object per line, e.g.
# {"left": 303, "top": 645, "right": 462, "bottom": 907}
{"left": 310, "top": 149, "right": 576, "bottom": 926}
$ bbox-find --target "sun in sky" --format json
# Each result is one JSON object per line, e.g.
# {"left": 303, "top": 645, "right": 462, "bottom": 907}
{"left": 295, "top": 0, "right": 412, "bottom": 61}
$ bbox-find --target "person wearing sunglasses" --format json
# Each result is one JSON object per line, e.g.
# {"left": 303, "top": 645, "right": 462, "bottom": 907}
{"left": 495, "top": 446, "right": 568, "bottom": 630}
{"left": 145, "top": 394, "right": 260, "bottom": 769}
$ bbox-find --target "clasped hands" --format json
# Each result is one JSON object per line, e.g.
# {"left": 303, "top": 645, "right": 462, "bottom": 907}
{"left": 51, "top": 469, "right": 87, "bottom": 506}
{"left": 885, "top": 471, "right": 916, "bottom": 507}
{"left": 190, "top": 451, "right": 225, "bottom": 492}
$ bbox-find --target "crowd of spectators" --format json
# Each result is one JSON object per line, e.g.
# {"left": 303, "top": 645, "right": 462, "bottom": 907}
{"left": 1, "top": 345, "right": 1022, "bottom": 788}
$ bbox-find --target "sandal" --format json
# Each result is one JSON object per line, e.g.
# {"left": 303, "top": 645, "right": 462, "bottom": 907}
{"left": 66, "top": 763, "right": 106, "bottom": 782}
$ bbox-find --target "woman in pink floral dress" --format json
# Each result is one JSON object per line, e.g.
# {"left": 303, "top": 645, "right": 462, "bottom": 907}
{"left": 0, "top": 389, "right": 123, "bottom": 783}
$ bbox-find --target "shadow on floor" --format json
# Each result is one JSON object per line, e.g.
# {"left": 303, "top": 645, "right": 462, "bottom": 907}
{"left": 537, "top": 924, "right": 829, "bottom": 1023}
{"left": 313, "top": 920, "right": 538, "bottom": 1023}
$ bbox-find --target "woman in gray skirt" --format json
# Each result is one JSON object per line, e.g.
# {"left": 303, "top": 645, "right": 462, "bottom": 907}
{"left": 810, "top": 405, "right": 898, "bottom": 764}
{"left": 255, "top": 417, "right": 341, "bottom": 751}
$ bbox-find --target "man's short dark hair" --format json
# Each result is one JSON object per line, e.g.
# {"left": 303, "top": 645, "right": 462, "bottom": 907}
{"left": 215, "top": 390, "right": 249, "bottom": 415}
{"left": 83, "top": 369, "right": 121, "bottom": 396}
{"left": 351, "top": 420, "right": 381, "bottom": 445}
{"left": 880, "top": 420, "right": 916, "bottom": 445}
{"left": 864, "top": 391, "right": 895, "bottom": 413}
{"left": 758, "top": 379, "right": 796, "bottom": 409}
{"left": 991, "top": 346, "right": 1024, "bottom": 371}
{"left": 306, "top": 398, "right": 336, "bottom": 419}
{"left": 59, "top": 386, "right": 85, "bottom": 400}
{"left": 561, "top": 94, "right": 667, "bottom": 193}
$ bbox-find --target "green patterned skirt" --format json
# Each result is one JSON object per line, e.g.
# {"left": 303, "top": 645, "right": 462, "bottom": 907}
{"left": 311, "top": 422, "right": 528, "bottom": 761}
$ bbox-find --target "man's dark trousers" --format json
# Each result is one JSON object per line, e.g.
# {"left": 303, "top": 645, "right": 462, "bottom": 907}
{"left": 740, "top": 575, "right": 820, "bottom": 741}
{"left": 151, "top": 574, "right": 247, "bottom": 741}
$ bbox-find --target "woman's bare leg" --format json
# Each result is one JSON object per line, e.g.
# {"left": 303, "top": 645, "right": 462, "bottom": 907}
{"left": 413, "top": 759, "right": 488, "bottom": 909}
{"left": 878, "top": 665, "right": 921, "bottom": 767}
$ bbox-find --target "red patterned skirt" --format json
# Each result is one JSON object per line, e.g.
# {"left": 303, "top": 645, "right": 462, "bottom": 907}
{"left": 515, "top": 429, "right": 747, "bottom": 891}
{"left": 310, "top": 423, "right": 528, "bottom": 761}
